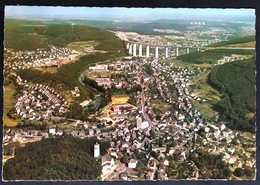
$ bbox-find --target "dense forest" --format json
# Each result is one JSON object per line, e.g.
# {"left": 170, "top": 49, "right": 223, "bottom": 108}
{"left": 208, "top": 58, "right": 256, "bottom": 132}
{"left": 3, "top": 136, "right": 109, "bottom": 180}
{"left": 4, "top": 19, "right": 126, "bottom": 53}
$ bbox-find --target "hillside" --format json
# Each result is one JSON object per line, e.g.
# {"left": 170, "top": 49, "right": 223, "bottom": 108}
{"left": 5, "top": 19, "right": 127, "bottom": 125}
{"left": 4, "top": 19, "right": 126, "bottom": 53}
{"left": 3, "top": 136, "right": 109, "bottom": 180}
{"left": 208, "top": 58, "right": 256, "bottom": 132}
{"left": 7, "top": 19, "right": 126, "bottom": 102}
{"left": 16, "top": 52, "right": 117, "bottom": 102}
{"left": 207, "top": 35, "right": 255, "bottom": 47}
{"left": 176, "top": 48, "right": 255, "bottom": 65}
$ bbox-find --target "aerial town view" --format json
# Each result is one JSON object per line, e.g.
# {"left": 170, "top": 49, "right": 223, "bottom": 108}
{"left": 2, "top": 6, "right": 256, "bottom": 181}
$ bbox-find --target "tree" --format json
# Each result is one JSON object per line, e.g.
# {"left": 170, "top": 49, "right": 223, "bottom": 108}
{"left": 3, "top": 136, "right": 103, "bottom": 180}
{"left": 150, "top": 151, "right": 159, "bottom": 159}
{"left": 68, "top": 102, "right": 83, "bottom": 119}
{"left": 120, "top": 154, "right": 129, "bottom": 164}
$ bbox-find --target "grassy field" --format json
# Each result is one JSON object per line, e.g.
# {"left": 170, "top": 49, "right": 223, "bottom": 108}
{"left": 161, "top": 57, "right": 221, "bottom": 119}
{"left": 225, "top": 41, "right": 255, "bottom": 48}
{"left": 3, "top": 83, "right": 18, "bottom": 127}
{"left": 207, "top": 35, "right": 255, "bottom": 47}
{"left": 191, "top": 82, "right": 221, "bottom": 118}
{"left": 191, "top": 99, "right": 219, "bottom": 118}
{"left": 111, "top": 94, "right": 130, "bottom": 104}
{"left": 189, "top": 69, "right": 222, "bottom": 118}
{"left": 190, "top": 70, "right": 210, "bottom": 84}
{"left": 151, "top": 99, "right": 172, "bottom": 113}
{"left": 162, "top": 58, "right": 213, "bottom": 70}
{"left": 176, "top": 49, "right": 255, "bottom": 65}
{"left": 66, "top": 40, "right": 100, "bottom": 53}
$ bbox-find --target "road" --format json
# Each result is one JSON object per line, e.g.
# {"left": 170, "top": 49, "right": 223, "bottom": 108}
{"left": 104, "top": 164, "right": 126, "bottom": 180}
{"left": 139, "top": 59, "right": 158, "bottom": 129}
{"left": 206, "top": 46, "right": 255, "bottom": 50}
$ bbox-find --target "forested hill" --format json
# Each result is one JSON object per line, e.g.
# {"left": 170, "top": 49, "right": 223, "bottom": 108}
{"left": 208, "top": 57, "right": 256, "bottom": 132}
{"left": 3, "top": 136, "right": 109, "bottom": 180}
{"left": 4, "top": 19, "right": 125, "bottom": 52}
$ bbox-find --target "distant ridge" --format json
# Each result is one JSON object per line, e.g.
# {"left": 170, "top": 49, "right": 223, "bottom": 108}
{"left": 207, "top": 35, "right": 255, "bottom": 47}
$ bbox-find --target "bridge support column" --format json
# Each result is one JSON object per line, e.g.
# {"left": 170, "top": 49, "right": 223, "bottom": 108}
{"left": 129, "top": 44, "right": 133, "bottom": 54}
{"left": 146, "top": 45, "right": 150, "bottom": 58}
{"left": 155, "top": 46, "right": 159, "bottom": 59}
{"left": 176, "top": 47, "right": 179, "bottom": 56}
{"left": 126, "top": 42, "right": 130, "bottom": 49}
{"left": 187, "top": 48, "right": 190, "bottom": 54}
{"left": 133, "top": 43, "right": 137, "bottom": 56}
{"left": 165, "top": 47, "right": 169, "bottom": 58}
{"left": 139, "top": 44, "right": 142, "bottom": 57}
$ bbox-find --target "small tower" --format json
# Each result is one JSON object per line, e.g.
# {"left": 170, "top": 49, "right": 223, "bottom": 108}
{"left": 94, "top": 142, "right": 100, "bottom": 158}
{"left": 136, "top": 116, "right": 142, "bottom": 129}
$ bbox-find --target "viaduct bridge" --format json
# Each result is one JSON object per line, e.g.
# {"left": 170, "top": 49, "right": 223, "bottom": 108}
{"left": 125, "top": 41, "right": 202, "bottom": 59}
{"left": 124, "top": 41, "right": 254, "bottom": 58}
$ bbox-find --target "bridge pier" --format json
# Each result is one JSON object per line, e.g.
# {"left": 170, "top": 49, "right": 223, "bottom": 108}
{"left": 133, "top": 43, "right": 137, "bottom": 56}
{"left": 176, "top": 47, "right": 179, "bottom": 56}
{"left": 139, "top": 44, "right": 142, "bottom": 57}
{"left": 125, "top": 40, "right": 204, "bottom": 58}
{"left": 129, "top": 44, "right": 133, "bottom": 54}
{"left": 155, "top": 46, "right": 159, "bottom": 59}
{"left": 165, "top": 47, "right": 169, "bottom": 58}
{"left": 146, "top": 45, "right": 150, "bottom": 58}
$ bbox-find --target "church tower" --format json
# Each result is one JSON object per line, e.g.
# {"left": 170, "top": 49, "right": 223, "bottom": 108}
{"left": 94, "top": 142, "right": 100, "bottom": 158}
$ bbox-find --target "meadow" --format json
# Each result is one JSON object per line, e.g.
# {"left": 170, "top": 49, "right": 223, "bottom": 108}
{"left": 207, "top": 35, "right": 255, "bottom": 47}
{"left": 3, "top": 83, "right": 18, "bottom": 127}
{"left": 177, "top": 49, "right": 255, "bottom": 65}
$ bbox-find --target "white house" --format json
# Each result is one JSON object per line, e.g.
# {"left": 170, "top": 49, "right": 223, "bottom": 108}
{"left": 102, "top": 154, "right": 115, "bottom": 173}
{"left": 49, "top": 126, "right": 56, "bottom": 135}
{"left": 128, "top": 159, "right": 138, "bottom": 169}
{"left": 221, "top": 124, "right": 226, "bottom": 131}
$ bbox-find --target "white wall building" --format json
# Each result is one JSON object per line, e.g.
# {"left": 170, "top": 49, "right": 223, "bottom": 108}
{"left": 94, "top": 142, "right": 100, "bottom": 158}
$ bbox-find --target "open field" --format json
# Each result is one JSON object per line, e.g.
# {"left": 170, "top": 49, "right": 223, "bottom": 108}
{"left": 190, "top": 99, "right": 219, "bottom": 118}
{"left": 191, "top": 82, "right": 222, "bottom": 119}
{"left": 189, "top": 70, "right": 221, "bottom": 118}
{"left": 3, "top": 117, "right": 18, "bottom": 127}
{"left": 207, "top": 35, "right": 255, "bottom": 47}
{"left": 3, "top": 83, "right": 18, "bottom": 127}
{"left": 111, "top": 94, "right": 130, "bottom": 104}
{"left": 176, "top": 49, "right": 255, "bottom": 65}
{"left": 226, "top": 41, "right": 255, "bottom": 48}
{"left": 151, "top": 99, "right": 172, "bottom": 113}
{"left": 67, "top": 40, "right": 100, "bottom": 53}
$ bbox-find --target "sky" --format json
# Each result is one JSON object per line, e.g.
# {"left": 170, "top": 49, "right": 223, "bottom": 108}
{"left": 5, "top": 6, "right": 255, "bottom": 21}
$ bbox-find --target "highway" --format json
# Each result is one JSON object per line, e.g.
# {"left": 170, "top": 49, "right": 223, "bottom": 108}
{"left": 122, "top": 38, "right": 255, "bottom": 50}
{"left": 206, "top": 46, "right": 255, "bottom": 50}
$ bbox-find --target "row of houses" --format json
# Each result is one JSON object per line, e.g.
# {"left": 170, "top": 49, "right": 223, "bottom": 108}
{"left": 4, "top": 45, "right": 79, "bottom": 73}
{"left": 15, "top": 83, "right": 68, "bottom": 120}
